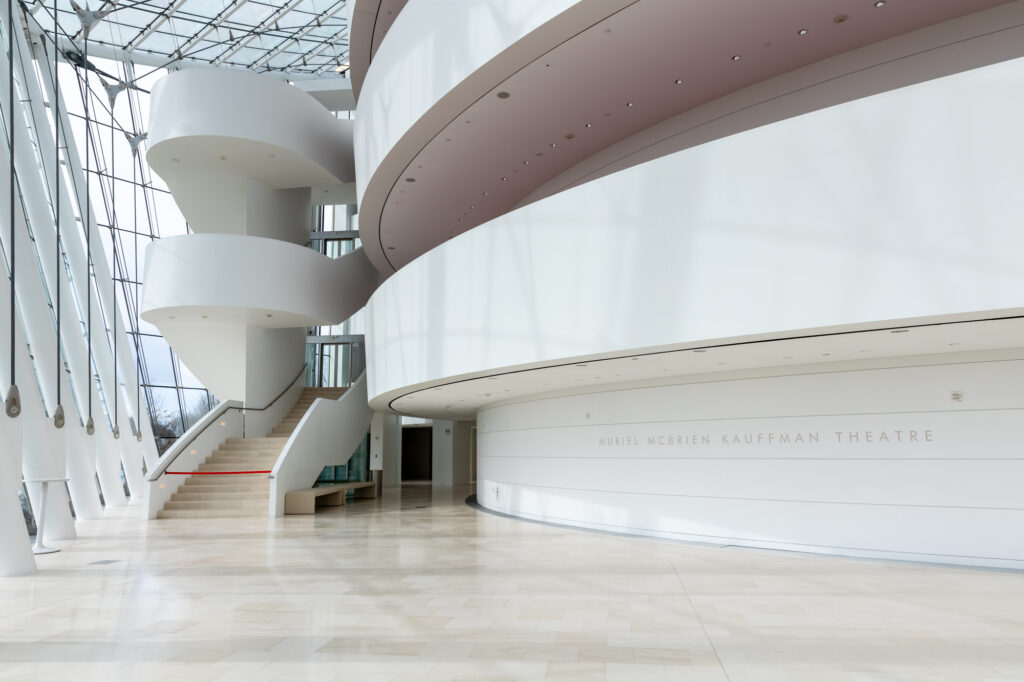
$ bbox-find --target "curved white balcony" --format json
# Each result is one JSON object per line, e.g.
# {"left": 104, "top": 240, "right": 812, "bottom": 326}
{"left": 144, "top": 69, "right": 377, "bottom": 405}
{"left": 363, "top": 51, "right": 1024, "bottom": 567}
{"left": 148, "top": 68, "right": 355, "bottom": 242}
{"left": 348, "top": 0, "right": 409, "bottom": 100}
{"left": 356, "top": 0, "right": 1022, "bottom": 272}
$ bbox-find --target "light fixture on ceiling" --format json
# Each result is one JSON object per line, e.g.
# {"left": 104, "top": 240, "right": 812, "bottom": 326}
{"left": 334, "top": 62, "right": 350, "bottom": 74}
{"left": 496, "top": 91, "right": 510, "bottom": 99}
{"left": 798, "top": 28, "right": 808, "bottom": 35}
{"left": 731, "top": 55, "right": 741, "bottom": 61}
{"left": 626, "top": 102, "right": 634, "bottom": 107}
{"left": 405, "top": 177, "right": 415, "bottom": 182}
{"left": 674, "top": 79, "right": 683, "bottom": 84}
{"left": 874, "top": 1, "right": 885, "bottom": 6}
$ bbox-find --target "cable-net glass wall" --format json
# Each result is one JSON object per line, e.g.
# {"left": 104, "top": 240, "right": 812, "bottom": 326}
{"left": 56, "top": 54, "right": 214, "bottom": 455}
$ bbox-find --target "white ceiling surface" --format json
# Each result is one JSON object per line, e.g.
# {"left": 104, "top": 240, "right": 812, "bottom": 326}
{"left": 389, "top": 316, "right": 1024, "bottom": 419}
{"left": 25, "top": 0, "right": 353, "bottom": 78}
{"left": 366, "top": 0, "right": 1015, "bottom": 271}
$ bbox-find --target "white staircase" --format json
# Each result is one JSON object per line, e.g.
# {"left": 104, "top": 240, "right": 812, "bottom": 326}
{"left": 158, "top": 387, "right": 346, "bottom": 518}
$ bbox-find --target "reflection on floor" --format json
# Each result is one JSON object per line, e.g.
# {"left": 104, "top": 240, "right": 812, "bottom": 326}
{"left": 2, "top": 484, "right": 1023, "bottom": 681}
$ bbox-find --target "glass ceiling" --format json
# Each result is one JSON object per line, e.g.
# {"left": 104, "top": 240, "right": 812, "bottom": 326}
{"left": 24, "top": 0, "right": 351, "bottom": 79}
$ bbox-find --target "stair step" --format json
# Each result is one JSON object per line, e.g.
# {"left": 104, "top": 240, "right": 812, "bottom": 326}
{"left": 178, "top": 481, "right": 270, "bottom": 491}
{"left": 164, "top": 499, "right": 266, "bottom": 510}
{"left": 172, "top": 491, "right": 267, "bottom": 501}
{"left": 158, "top": 508, "right": 263, "bottom": 519}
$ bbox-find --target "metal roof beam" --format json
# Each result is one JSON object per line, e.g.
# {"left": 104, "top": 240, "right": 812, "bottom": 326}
{"left": 212, "top": 0, "right": 307, "bottom": 66}
{"left": 249, "top": 0, "right": 348, "bottom": 70}
{"left": 123, "top": 0, "right": 189, "bottom": 51}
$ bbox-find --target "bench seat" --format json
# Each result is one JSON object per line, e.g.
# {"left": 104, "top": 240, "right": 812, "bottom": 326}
{"left": 284, "top": 481, "right": 377, "bottom": 515}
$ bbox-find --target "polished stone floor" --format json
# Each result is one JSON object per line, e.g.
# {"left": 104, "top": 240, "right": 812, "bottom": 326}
{"left": 2, "top": 484, "right": 1024, "bottom": 681}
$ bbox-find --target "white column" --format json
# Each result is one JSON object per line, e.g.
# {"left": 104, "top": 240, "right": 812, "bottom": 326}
{"left": 94, "top": 428, "right": 127, "bottom": 507}
{"left": 119, "top": 437, "right": 144, "bottom": 503}
{"left": 431, "top": 419, "right": 454, "bottom": 489}
{"left": 0, "top": 412, "right": 34, "bottom": 575}
{"left": 65, "top": 425, "right": 102, "bottom": 520}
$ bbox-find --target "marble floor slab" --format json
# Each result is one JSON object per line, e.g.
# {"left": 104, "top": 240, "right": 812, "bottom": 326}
{"left": 1, "top": 484, "right": 1023, "bottom": 681}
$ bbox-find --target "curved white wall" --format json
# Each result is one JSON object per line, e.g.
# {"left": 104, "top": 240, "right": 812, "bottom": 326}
{"left": 142, "top": 234, "right": 378, "bottom": 327}
{"left": 355, "top": 0, "right": 582, "bottom": 197}
{"left": 149, "top": 68, "right": 354, "bottom": 185}
{"left": 366, "top": 55, "right": 1024, "bottom": 405}
{"left": 477, "top": 357, "right": 1024, "bottom": 569}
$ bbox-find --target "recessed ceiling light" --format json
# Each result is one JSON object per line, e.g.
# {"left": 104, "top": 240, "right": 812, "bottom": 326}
{"left": 266, "top": 313, "right": 272, "bottom": 318}
{"left": 585, "top": 123, "right": 592, "bottom": 128}
{"left": 674, "top": 79, "right": 683, "bottom": 84}
{"left": 502, "top": 177, "right": 508, "bottom": 181}
{"left": 874, "top": 1, "right": 885, "bottom": 6}
{"left": 219, "top": 155, "right": 227, "bottom": 160}
{"left": 626, "top": 102, "right": 634, "bottom": 107}
{"left": 387, "top": 246, "right": 396, "bottom": 250}
{"left": 405, "top": 177, "right": 415, "bottom": 182}
{"left": 798, "top": 28, "right": 808, "bottom": 35}
{"left": 171, "top": 157, "right": 180, "bottom": 162}
{"left": 890, "top": 328, "right": 909, "bottom": 334}
{"left": 731, "top": 55, "right": 741, "bottom": 61}
{"left": 523, "top": 160, "right": 529, "bottom": 165}
{"left": 496, "top": 91, "right": 510, "bottom": 99}
{"left": 470, "top": 205, "right": 475, "bottom": 209}
{"left": 834, "top": 13, "right": 849, "bottom": 23}
{"left": 565, "top": 133, "right": 575, "bottom": 140}
{"left": 550, "top": 143, "right": 557, "bottom": 148}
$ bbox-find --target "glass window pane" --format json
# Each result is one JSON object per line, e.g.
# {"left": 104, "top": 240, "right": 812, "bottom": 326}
{"left": 140, "top": 335, "right": 177, "bottom": 386}
{"left": 148, "top": 387, "right": 183, "bottom": 438}
{"left": 180, "top": 389, "right": 211, "bottom": 431}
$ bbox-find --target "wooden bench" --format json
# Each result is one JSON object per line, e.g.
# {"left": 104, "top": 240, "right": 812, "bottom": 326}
{"left": 284, "top": 481, "right": 377, "bottom": 515}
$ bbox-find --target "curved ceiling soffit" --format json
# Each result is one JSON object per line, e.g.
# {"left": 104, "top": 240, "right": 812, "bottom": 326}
{"left": 349, "top": 0, "right": 410, "bottom": 100}
{"left": 380, "top": 314, "right": 1024, "bottom": 420}
{"left": 359, "top": 0, "right": 1017, "bottom": 274}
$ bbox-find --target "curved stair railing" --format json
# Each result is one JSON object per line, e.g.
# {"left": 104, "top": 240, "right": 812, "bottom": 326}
{"left": 143, "top": 364, "right": 306, "bottom": 519}
{"left": 269, "top": 371, "right": 373, "bottom": 517}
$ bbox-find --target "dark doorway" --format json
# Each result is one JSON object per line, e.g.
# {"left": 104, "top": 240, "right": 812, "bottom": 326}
{"left": 401, "top": 426, "right": 432, "bottom": 481}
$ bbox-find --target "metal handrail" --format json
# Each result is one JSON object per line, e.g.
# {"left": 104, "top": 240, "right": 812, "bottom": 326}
{"left": 146, "top": 363, "right": 306, "bottom": 481}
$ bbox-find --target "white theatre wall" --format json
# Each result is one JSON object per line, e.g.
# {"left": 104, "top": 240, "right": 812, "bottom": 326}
{"left": 477, "top": 357, "right": 1024, "bottom": 568}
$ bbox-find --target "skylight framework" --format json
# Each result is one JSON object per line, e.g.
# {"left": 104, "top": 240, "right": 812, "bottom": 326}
{"left": 23, "top": 0, "right": 352, "bottom": 80}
